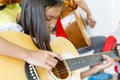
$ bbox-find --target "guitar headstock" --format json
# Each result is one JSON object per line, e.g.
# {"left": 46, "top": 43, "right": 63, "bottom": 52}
{"left": 110, "top": 44, "right": 120, "bottom": 62}
{"left": 114, "top": 44, "right": 120, "bottom": 58}
{"left": 113, "top": 49, "right": 120, "bottom": 58}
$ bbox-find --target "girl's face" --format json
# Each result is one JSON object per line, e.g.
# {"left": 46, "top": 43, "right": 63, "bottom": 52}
{"left": 45, "top": 6, "right": 62, "bottom": 32}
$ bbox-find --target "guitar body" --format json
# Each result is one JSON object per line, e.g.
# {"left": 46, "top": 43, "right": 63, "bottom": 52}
{"left": 0, "top": 31, "right": 81, "bottom": 80}
{"left": 61, "top": 12, "right": 91, "bottom": 49}
{"left": 60, "top": 0, "right": 91, "bottom": 49}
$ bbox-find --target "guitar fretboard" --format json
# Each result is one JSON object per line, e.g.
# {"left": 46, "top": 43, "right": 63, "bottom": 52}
{"left": 65, "top": 50, "right": 119, "bottom": 71}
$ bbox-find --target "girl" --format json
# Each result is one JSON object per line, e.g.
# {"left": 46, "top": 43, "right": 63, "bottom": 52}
{"left": 0, "top": 0, "right": 114, "bottom": 79}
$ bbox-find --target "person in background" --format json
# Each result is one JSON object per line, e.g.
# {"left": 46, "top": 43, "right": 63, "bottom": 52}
{"left": 54, "top": 0, "right": 106, "bottom": 55}
{"left": 0, "top": 0, "right": 21, "bottom": 25}
{"left": 71, "top": 0, "right": 96, "bottom": 27}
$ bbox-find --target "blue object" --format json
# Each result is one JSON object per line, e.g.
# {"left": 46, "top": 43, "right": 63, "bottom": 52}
{"left": 88, "top": 72, "right": 112, "bottom": 80}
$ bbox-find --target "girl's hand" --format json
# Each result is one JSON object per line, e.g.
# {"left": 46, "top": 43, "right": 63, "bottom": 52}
{"left": 92, "top": 55, "right": 114, "bottom": 72}
{"left": 25, "top": 50, "right": 63, "bottom": 70}
{"left": 86, "top": 15, "right": 96, "bottom": 28}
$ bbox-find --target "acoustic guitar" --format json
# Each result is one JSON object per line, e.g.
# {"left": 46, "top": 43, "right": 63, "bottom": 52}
{"left": 60, "top": 0, "right": 91, "bottom": 49}
{"left": 0, "top": 31, "right": 119, "bottom": 80}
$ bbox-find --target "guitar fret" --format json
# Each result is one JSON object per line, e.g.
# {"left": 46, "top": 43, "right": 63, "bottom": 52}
{"left": 65, "top": 50, "right": 118, "bottom": 71}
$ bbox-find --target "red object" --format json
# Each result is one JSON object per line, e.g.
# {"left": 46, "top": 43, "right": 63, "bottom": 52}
{"left": 102, "top": 35, "right": 119, "bottom": 73}
{"left": 56, "top": 17, "right": 68, "bottom": 38}
{"left": 114, "top": 65, "right": 118, "bottom": 73}
{"left": 102, "top": 36, "right": 117, "bottom": 51}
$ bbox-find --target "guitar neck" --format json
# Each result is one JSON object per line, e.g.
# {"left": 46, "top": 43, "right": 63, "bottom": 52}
{"left": 65, "top": 50, "right": 119, "bottom": 71}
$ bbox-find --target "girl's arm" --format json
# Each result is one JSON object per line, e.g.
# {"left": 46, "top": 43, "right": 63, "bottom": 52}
{"left": 0, "top": 37, "right": 62, "bottom": 70}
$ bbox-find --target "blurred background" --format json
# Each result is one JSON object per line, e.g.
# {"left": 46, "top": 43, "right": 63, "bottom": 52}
{"left": 77, "top": 0, "right": 120, "bottom": 37}
{"left": 76, "top": 0, "right": 120, "bottom": 79}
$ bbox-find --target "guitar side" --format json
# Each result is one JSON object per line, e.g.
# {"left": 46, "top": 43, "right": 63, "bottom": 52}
{"left": 0, "top": 31, "right": 81, "bottom": 80}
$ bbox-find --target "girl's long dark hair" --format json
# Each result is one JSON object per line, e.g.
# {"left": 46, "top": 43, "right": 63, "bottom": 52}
{"left": 19, "top": 0, "right": 62, "bottom": 51}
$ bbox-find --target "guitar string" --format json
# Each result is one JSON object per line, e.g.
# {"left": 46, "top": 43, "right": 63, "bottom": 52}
{"left": 51, "top": 52, "right": 115, "bottom": 74}
{"left": 51, "top": 54, "right": 101, "bottom": 74}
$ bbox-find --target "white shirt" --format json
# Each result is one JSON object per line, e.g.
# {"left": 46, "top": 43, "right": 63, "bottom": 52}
{"left": 0, "top": 23, "right": 23, "bottom": 32}
{"left": 0, "top": 23, "right": 55, "bottom": 41}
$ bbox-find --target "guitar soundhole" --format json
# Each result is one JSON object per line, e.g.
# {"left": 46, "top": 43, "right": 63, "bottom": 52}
{"left": 52, "top": 61, "right": 69, "bottom": 79}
